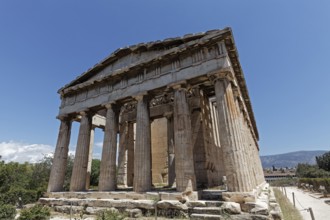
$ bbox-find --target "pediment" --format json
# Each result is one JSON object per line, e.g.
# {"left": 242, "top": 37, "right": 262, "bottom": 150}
{"left": 59, "top": 29, "right": 227, "bottom": 92}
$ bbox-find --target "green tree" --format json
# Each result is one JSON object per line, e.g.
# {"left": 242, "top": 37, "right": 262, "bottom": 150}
{"left": 90, "top": 159, "right": 100, "bottom": 187}
{"left": 316, "top": 151, "right": 330, "bottom": 171}
{"left": 296, "top": 163, "right": 330, "bottom": 178}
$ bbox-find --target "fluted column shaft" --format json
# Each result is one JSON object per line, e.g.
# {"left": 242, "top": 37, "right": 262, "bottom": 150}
{"left": 214, "top": 78, "right": 248, "bottom": 192}
{"left": 47, "top": 117, "right": 72, "bottom": 192}
{"left": 127, "top": 122, "right": 135, "bottom": 187}
{"left": 70, "top": 111, "right": 93, "bottom": 191}
{"left": 99, "top": 104, "right": 119, "bottom": 191}
{"left": 134, "top": 95, "right": 151, "bottom": 192}
{"left": 173, "top": 87, "right": 196, "bottom": 191}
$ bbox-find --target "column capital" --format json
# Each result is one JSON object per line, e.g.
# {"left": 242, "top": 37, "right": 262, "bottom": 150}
{"left": 133, "top": 92, "right": 149, "bottom": 101}
{"left": 103, "top": 102, "right": 120, "bottom": 113}
{"left": 167, "top": 80, "right": 189, "bottom": 91}
{"left": 163, "top": 111, "right": 173, "bottom": 119}
{"left": 208, "top": 69, "right": 237, "bottom": 86}
{"left": 78, "top": 109, "right": 93, "bottom": 117}
{"left": 56, "top": 114, "right": 71, "bottom": 121}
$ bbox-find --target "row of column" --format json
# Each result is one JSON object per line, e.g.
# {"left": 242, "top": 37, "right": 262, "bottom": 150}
{"left": 48, "top": 85, "right": 197, "bottom": 193}
{"left": 214, "top": 76, "right": 264, "bottom": 192}
{"left": 48, "top": 75, "right": 264, "bottom": 193}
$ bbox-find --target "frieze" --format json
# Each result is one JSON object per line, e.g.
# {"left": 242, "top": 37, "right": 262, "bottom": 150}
{"left": 149, "top": 93, "right": 174, "bottom": 107}
{"left": 122, "top": 102, "right": 137, "bottom": 113}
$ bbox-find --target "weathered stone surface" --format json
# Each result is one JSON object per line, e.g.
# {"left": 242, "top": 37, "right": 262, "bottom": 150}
{"left": 192, "top": 207, "right": 222, "bottom": 215}
{"left": 173, "top": 87, "right": 196, "bottom": 192}
{"left": 49, "top": 29, "right": 265, "bottom": 201}
{"left": 47, "top": 119, "right": 71, "bottom": 192}
{"left": 187, "top": 200, "right": 207, "bottom": 207}
{"left": 99, "top": 104, "right": 119, "bottom": 191}
{"left": 134, "top": 95, "right": 151, "bottom": 192}
{"left": 241, "top": 202, "right": 257, "bottom": 212}
{"left": 70, "top": 112, "right": 92, "bottom": 191}
{"left": 54, "top": 205, "right": 84, "bottom": 214}
{"left": 270, "top": 210, "right": 282, "bottom": 220}
{"left": 157, "top": 200, "right": 188, "bottom": 210}
{"left": 222, "top": 192, "right": 256, "bottom": 203}
{"left": 85, "top": 206, "right": 108, "bottom": 214}
{"left": 190, "top": 214, "right": 225, "bottom": 220}
{"left": 250, "top": 201, "right": 269, "bottom": 215}
{"left": 221, "top": 202, "right": 241, "bottom": 214}
{"left": 125, "top": 208, "right": 142, "bottom": 218}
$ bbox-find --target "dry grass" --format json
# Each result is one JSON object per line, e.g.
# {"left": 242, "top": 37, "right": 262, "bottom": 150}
{"left": 273, "top": 188, "right": 303, "bottom": 220}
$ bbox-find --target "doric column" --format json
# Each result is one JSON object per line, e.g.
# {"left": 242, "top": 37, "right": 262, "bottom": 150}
{"left": 173, "top": 85, "right": 196, "bottom": 191}
{"left": 133, "top": 94, "right": 152, "bottom": 192}
{"left": 70, "top": 111, "right": 93, "bottom": 191}
{"left": 86, "top": 128, "right": 95, "bottom": 190}
{"left": 233, "top": 96, "right": 252, "bottom": 191}
{"left": 99, "top": 104, "right": 119, "bottom": 191}
{"left": 47, "top": 116, "right": 72, "bottom": 192}
{"left": 214, "top": 75, "right": 248, "bottom": 192}
{"left": 117, "top": 121, "right": 128, "bottom": 186}
{"left": 165, "top": 112, "right": 175, "bottom": 187}
{"left": 127, "top": 122, "right": 135, "bottom": 187}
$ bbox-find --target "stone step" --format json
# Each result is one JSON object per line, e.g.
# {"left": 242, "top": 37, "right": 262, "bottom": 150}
{"left": 205, "top": 200, "right": 223, "bottom": 207}
{"left": 190, "top": 213, "right": 224, "bottom": 220}
{"left": 188, "top": 200, "right": 223, "bottom": 208}
{"left": 191, "top": 207, "right": 222, "bottom": 215}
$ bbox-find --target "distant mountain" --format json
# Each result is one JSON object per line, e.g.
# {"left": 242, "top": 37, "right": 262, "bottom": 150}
{"left": 260, "top": 150, "right": 328, "bottom": 168}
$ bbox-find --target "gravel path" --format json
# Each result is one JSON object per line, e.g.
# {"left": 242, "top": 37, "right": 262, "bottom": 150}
{"left": 285, "top": 187, "right": 330, "bottom": 220}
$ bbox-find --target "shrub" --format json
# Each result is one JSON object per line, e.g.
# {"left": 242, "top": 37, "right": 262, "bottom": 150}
{"left": 0, "top": 203, "right": 16, "bottom": 219}
{"left": 18, "top": 204, "right": 50, "bottom": 220}
{"left": 0, "top": 187, "right": 38, "bottom": 205}
{"left": 298, "top": 178, "right": 330, "bottom": 192}
{"left": 97, "top": 209, "right": 127, "bottom": 220}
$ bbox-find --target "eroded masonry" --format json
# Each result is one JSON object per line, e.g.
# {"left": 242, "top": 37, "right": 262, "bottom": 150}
{"left": 48, "top": 28, "right": 265, "bottom": 194}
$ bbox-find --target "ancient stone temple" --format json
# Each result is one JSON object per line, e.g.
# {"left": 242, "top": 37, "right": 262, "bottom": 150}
{"left": 47, "top": 28, "right": 265, "bottom": 194}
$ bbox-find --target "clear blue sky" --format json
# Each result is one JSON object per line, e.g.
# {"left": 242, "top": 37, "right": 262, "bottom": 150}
{"left": 0, "top": 0, "right": 329, "bottom": 162}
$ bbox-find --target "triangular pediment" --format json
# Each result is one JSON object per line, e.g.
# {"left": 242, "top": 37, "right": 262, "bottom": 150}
{"left": 59, "top": 29, "right": 228, "bottom": 92}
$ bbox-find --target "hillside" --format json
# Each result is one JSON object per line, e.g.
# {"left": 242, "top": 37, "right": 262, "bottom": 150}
{"left": 260, "top": 150, "right": 327, "bottom": 168}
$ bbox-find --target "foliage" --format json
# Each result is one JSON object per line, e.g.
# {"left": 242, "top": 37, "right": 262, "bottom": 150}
{"left": 0, "top": 203, "right": 16, "bottom": 219}
{"left": 0, "top": 156, "right": 53, "bottom": 206}
{"left": 90, "top": 159, "right": 100, "bottom": 187}
{"left": 18, "top": 204, "right": 50, "bottom": 220}
{"left": 0, "top": 187, "right": 38, "bottom": 205}
{"left": 96, "top": 209, "right": 127, "bottom": 220}
{"left": 269, "top": 178, "right": 297, "bottom": 187}
{"left": 296, "top": 163, "right": 330, "bottom": 178}
{"left": 63, "top": 154, "right": 74, "bottom": 191}
{"left": 316, "top": 151, "right": 330, "bottom": 171}
{"left": 273, "top": 188, "right": 303, "bottom": 220}
{"left": 298, "top": 178, "right": 330, "bottom": 192}
{"left": 0, "top": 154, "right": 101, "bottom": 207}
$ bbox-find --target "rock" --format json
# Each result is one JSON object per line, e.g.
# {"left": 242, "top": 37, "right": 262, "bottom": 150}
{"left": 125, "top": 208, "right": 142, "bottom": 218}
{"left": 85, "top": 206, "right": 109, "bottom": 214}
{"left": 54, "top": 205, "right": 84, "bottom": 214}
{"left": 187, "top": 200, "right": 207, "bottom": 207}
{"left": 221, "top": 202, "right": 241, "bottom": 214}
{"left": 131, "top": 200, "right": 155, "bottom": 210}
{"left": 250, "top": 201, "right": 269, "bottom": 215}
{"left": 270, "top": 210, "right": 282, "bottom": 220}
{"left": 222, "top": 192, "right": 256, "bottom": 203}
{"left": 241, "top": 202, "right": 256, "bottom": 212}
{"left": 157, "top": 200, "right": 189, "bottom": 210}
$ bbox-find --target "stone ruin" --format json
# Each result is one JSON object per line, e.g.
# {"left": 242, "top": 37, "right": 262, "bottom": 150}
{"left": 41, "top": 28, "right": 281, "bottom": 219}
